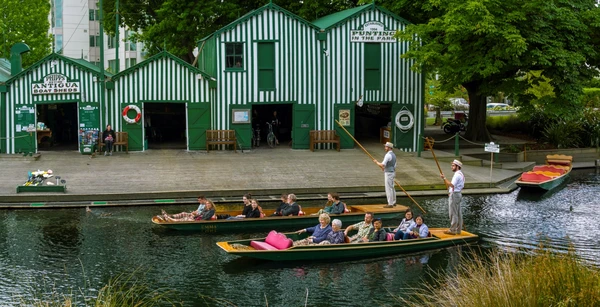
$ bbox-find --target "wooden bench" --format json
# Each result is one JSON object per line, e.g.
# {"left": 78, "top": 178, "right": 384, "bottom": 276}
{"left": 206, "top": 130, "right": 237, "bottom": 153}
{"left": 98, "top": 131, "right": 129, "bottom": 153}
{"left": 309, "top": 130, "right": 340, "bottom": 152}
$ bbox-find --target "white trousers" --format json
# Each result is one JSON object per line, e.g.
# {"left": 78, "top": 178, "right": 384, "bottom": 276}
{"left": 385, "top": 172, "right": 396, "bottom": 206}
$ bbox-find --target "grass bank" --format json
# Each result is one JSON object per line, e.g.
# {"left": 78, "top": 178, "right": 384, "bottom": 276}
{"left": 403, "top": 247, "right": 600, "bottom": 307}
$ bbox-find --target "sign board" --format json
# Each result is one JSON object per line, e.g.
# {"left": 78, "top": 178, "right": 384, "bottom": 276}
{"left": 485, "top": 142, "right": 500, "bottom": 153}
{"left": 350, "top": 21, "right": 397, "bottom": 43}
{"left": 31, "top": 73, "right": 81, "bottom": 95}
{"left": 338, "top": 109, "right": 350, "bottom": 126}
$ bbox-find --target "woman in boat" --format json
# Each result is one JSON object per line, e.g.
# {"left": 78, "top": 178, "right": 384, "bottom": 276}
{"left": 293, "top": 213, "right": 332, "bottom": 246}
{"left": 368, "top": 218, "right": 387, "bottom": 242}
{"left": 245, "top": 199, "right": 262, "bottom": 218}
{"left": 317, "top": 192, "right": 345, "bottom": 215}
{"left": 401, "top": 215, "right": 429, "bottom": 240}
{"left": 228, "top": 193, "right": 253, "bottom": 219}
{"left": 270, "top": 194, "right": 288, "bottom": 216}
{"left": 163, "top": 200, "right": 216, "bottom": 222}
{"left": 392, "top": 209, "right": 415, "bottom": 240}
{"left": 319, "top": 219, "right": 345, "bottom": 245}
{"left": 159, "top": 195, "right": 207, "bottom": 221}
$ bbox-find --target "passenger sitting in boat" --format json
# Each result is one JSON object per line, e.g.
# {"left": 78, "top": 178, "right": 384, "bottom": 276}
{"left": 367, "top": 218, "right": 387, "bottom": 242}
{"left": 318, "top": 219, "right": 345, "bottom": 245}
{"left": 227, "top": 193, "right": 253, "bottom": 219}
{"left": 281, "top": 194, "right": 300, "bottom": 216}
{"left": 159, "top": 195, "right": 207, "bottom": 221}
{"left": 392, "top": 209, "right": 415, "bottom": 240}
{"left": 245, "top": 199, "right": 262, "bottom": 218}
{"left": 315, "top": 192, "right": 345, "bottom": 215}
{"left": 344, "top": 212, "right": 374, "bottom": 243}
{"left": 270, "top": 194, "right": 288, "bottom": 216}
{"left": 163, "top": 200, "right": 216, "bottom": 222}
{"left": 401, "top": 215, "right": 429, "bottom": 240}
{"left": 293, "top": 213, "right": 332, "bottom": 246}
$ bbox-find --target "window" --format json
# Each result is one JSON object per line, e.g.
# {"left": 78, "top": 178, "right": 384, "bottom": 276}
{"left": 89, "top": 35, "right": 100, "bottom": 47}
{"left": 125, "top": 30, "right": 136, "bottom": 51}
{"left": 225, "top": 43, "right": 244, "bottom": 69}
{"left": 257, "top": 42, "right": 275, "bottom": 90}
{"left": 108, "top": 60, "right": 117, "bottom": 73}
{"left": 54, "top": 35, "right": 63, "bottom": 53}
{"left": 364, "top": 43, "right": 381, "bottom": 90}
{"left": 89, "top": 9, "right": 99, "bottom": 21}
{"left": 107, "top": 36, "right": 116, "bottom": 49}
{"left": 126, "top": 58, "right": 137, "bottom": 68}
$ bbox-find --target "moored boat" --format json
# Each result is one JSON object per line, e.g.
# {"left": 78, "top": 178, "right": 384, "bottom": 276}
{"left": 151, "top": 204, "right": 408, "bottom": 233}
{"left": 515, "top": 154, "right": 572, "bottom": 191}
{"left": 216, "top": 228, "right": 479, "bottom": 261}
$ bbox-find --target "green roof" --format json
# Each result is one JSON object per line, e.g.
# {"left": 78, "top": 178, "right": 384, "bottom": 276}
{"left": 0, "top": 58, "right": 10, "bottom": 82}
{"left": 6, "top": 53, "right": 112, "bottom": 85}
{"left": 112, "top": 50, "right": 210, "bottom": 81}
{"left": 312, "top": 5, "right": 371, "bottom": 29}
{"left": 199, "top": 2, "right": 319, "bottom": 42}
{"left": 312, "top": 3, "right": 411, "bottom": 30}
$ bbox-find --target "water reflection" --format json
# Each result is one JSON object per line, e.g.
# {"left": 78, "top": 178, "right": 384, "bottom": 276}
{"left": 0, "top": 169, "right": 598, "bottom": 305}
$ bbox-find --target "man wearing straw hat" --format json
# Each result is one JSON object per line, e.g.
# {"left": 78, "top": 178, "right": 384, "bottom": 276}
{"left": 374, "top": 142, "right": 397, "bottom": 208}
{"left": 441, "top": 159, "right": 465, "bottom": 235}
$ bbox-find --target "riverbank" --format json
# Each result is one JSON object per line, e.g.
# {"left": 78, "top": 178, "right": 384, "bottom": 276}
{"left": 0, "top": 127, "right": 597, "bottom": 208}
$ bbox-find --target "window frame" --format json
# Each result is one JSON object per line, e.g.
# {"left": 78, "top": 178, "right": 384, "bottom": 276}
{"left": 224, "top": 42, "right": 245, "bottom": 71}
{"left": 256, "top": 42, "right": 275, "bottom": 91}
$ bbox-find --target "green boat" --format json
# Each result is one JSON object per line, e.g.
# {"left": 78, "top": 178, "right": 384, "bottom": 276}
{"left": 515, "top": 154, "right": 572, "bottom": 191}
{"left": 152, "top": 204, "right": 408, "bottom": 233}
{"left": 216, "top": 228, "right": 479, "bottom": 261}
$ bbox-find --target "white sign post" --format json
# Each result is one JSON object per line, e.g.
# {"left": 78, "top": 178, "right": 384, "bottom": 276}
{"left": 485, "top": 142, "right": 500, "bottom": 186}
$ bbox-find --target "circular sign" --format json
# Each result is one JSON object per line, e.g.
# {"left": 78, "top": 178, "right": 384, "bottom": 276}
{"left": 395, "top": 110, "right": 414, "bottom": 132}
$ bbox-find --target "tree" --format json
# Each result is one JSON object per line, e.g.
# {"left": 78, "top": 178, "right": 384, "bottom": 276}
{"left": 394, "top": 0, "right": 600, "bottom": 142}
{"left": 0, "top": 0, "right": 52, "bottom": 67}
{"left": 102, "top": 0, "right": 358, "bottom": 64}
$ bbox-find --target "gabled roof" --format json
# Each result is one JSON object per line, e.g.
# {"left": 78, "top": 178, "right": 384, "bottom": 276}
{"left": 6, "top": 53, "right": 112, "bottom": 85}
{"left": 111, "top": 50, "right": 211, "bottom": 81}
{"left": 312, "top": 3, "right": 412, "bottom": 31}
{"left": 199, "top": 2, "right": 320, "bottom": 42}
{"left": 0, "top": 58, "right": 11, "bottom": 83}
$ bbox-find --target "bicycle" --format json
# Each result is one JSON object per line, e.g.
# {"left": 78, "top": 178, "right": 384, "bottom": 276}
{"left": 252, "top": 124, "right": 261, "bottom": 148}
{"left": 265, "top": 121, "right": 276, "bottom": 148}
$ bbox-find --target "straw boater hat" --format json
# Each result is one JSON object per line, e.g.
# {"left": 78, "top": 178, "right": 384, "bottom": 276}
{"left": 385, "top": 142, "right": 394, "bottom": 148}
{"left": 452, "top": 159, "right": 463, "bottom": 168}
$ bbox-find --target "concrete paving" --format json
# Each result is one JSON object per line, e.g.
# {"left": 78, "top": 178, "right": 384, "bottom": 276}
{"left": 0, "top": 126, "right": 596, "bottom": 208}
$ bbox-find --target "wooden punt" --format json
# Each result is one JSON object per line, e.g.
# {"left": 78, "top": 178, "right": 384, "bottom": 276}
{"left": 515, "top": 154, "right": 572, "bottom": 191}
{"left": 216, "top": 228, "right": 479, "bottom": 261}
{"left": 151, "top": 204, "right": 408, "bottom": 233}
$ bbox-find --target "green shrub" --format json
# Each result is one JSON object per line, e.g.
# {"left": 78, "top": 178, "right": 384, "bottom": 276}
{"left": 579, "top": 109, "right": 600, "bottom": 147}
{"left": 582, "top": 88, "right": 600, "bottom": 108}
{"left": 542, "top": 121, "right": 584, "bottom": 148}
{"left": 486, "top": 114, "right": 525, "bottom": 133}
{"left": 399, "top": 247, "right": 600, "bottom": 307}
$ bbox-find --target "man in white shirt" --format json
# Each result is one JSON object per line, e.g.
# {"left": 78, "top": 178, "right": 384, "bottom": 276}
{"left": 441, "top": 160, "right": 465, "bottom": 235}
{"left": 374, "top": 142, "right": 397, "bottom": 208}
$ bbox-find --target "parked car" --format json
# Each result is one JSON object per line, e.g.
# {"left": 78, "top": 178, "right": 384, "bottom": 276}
{"left": 449, "top": 98, "right": 469, "bottom": 110}
{"left": 486, "top": 103, "right": 510, "bottom": 110}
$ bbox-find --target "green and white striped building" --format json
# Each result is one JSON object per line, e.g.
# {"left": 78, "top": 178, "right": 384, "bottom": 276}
{"left": 0, "top": 2, "right": 423, "bottom": 154}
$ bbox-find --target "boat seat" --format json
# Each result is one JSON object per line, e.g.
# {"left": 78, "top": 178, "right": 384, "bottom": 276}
{"left": 520, "top": 172, "right": 553, "bottom": 183}
{"left": 386, "top": 233, "right": 394, "bottom": 241}
{"left": 250, "top": 230, "right": 293, "bottom": 250}
{"left": 533, "top": 166, "right": 565, "bottom": 174}
{"left": 343, "top": 203, "right": 350, "bottom": 213}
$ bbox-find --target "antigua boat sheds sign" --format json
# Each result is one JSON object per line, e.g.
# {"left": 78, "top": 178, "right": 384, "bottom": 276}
{"left": 31, "top": 73, "right": 81, "bottom": 95}
{"left": 350, "top": 21, "right": 397, "bottom": 43}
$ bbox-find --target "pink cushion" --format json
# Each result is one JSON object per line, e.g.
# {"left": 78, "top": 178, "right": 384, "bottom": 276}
{"left": 386, "top": 233, "right": 394, "bottom": 241}
{"left": 521, "top": 172, "right": 552, "bottom": 183}
{"left": 250, "top": 240, "right": 278, "bottom": 250}
{"left": 264, "top": 230, "right": 293, "bottom": 250}
{"left": 533, "top": 166, "right": 565, "bottom": 174}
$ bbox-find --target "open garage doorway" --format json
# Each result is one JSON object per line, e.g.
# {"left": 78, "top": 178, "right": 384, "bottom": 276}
{"left": 251, "top": 104, "right": 292, "bottom": 147}
{"left": 355, "top": 103, "right": 392, "bottom": 143}
{"left": 36, "top": 102, "right": 78, "bottom": 151}
{"left": 144, "top": 103, "right": 186, "bottom": 149}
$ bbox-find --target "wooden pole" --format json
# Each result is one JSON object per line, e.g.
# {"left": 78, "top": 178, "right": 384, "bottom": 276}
{"left": 425, "top": 137, "right": 449, "bottom": 189}
{"left": 335, "top": 120, "right": 426, "bottom": 214}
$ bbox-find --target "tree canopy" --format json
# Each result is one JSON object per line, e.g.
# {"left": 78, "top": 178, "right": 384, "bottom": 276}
{"left": 395, "top": 0, "right": 600, "bottom": 141}
{"left": 0, "top": 0, "right": 52, "bottom": 67}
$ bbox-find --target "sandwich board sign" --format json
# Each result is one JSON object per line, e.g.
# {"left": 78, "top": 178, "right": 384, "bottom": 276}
{"left": 485, "top": 142, "right": 500, "bottom": 153}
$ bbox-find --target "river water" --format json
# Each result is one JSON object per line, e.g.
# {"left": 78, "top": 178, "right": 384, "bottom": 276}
{"left": 1, "top": 169, "right": 598, "bottom": 306}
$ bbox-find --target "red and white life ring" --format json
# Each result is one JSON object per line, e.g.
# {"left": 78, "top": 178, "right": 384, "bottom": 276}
{"left": 122, "top": 105, "right": 141, "bottom": 124}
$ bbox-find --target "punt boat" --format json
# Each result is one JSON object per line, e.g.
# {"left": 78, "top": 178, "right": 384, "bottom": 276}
{"left": 152, "top": 204, "right": 408, "bottom": 233}
{"left": 216, "top": 228, "right": 479, "bottom": 261}
{"left": 515, "top": 154, "right": 572, "bottom": 191}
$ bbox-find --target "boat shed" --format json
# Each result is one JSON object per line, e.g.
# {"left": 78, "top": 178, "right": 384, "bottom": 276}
{"left": 107, "top": 51, "right": 213, "bottom": 151}
{"left": 196, "top": 2, "right": 424, "bottom": 151}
